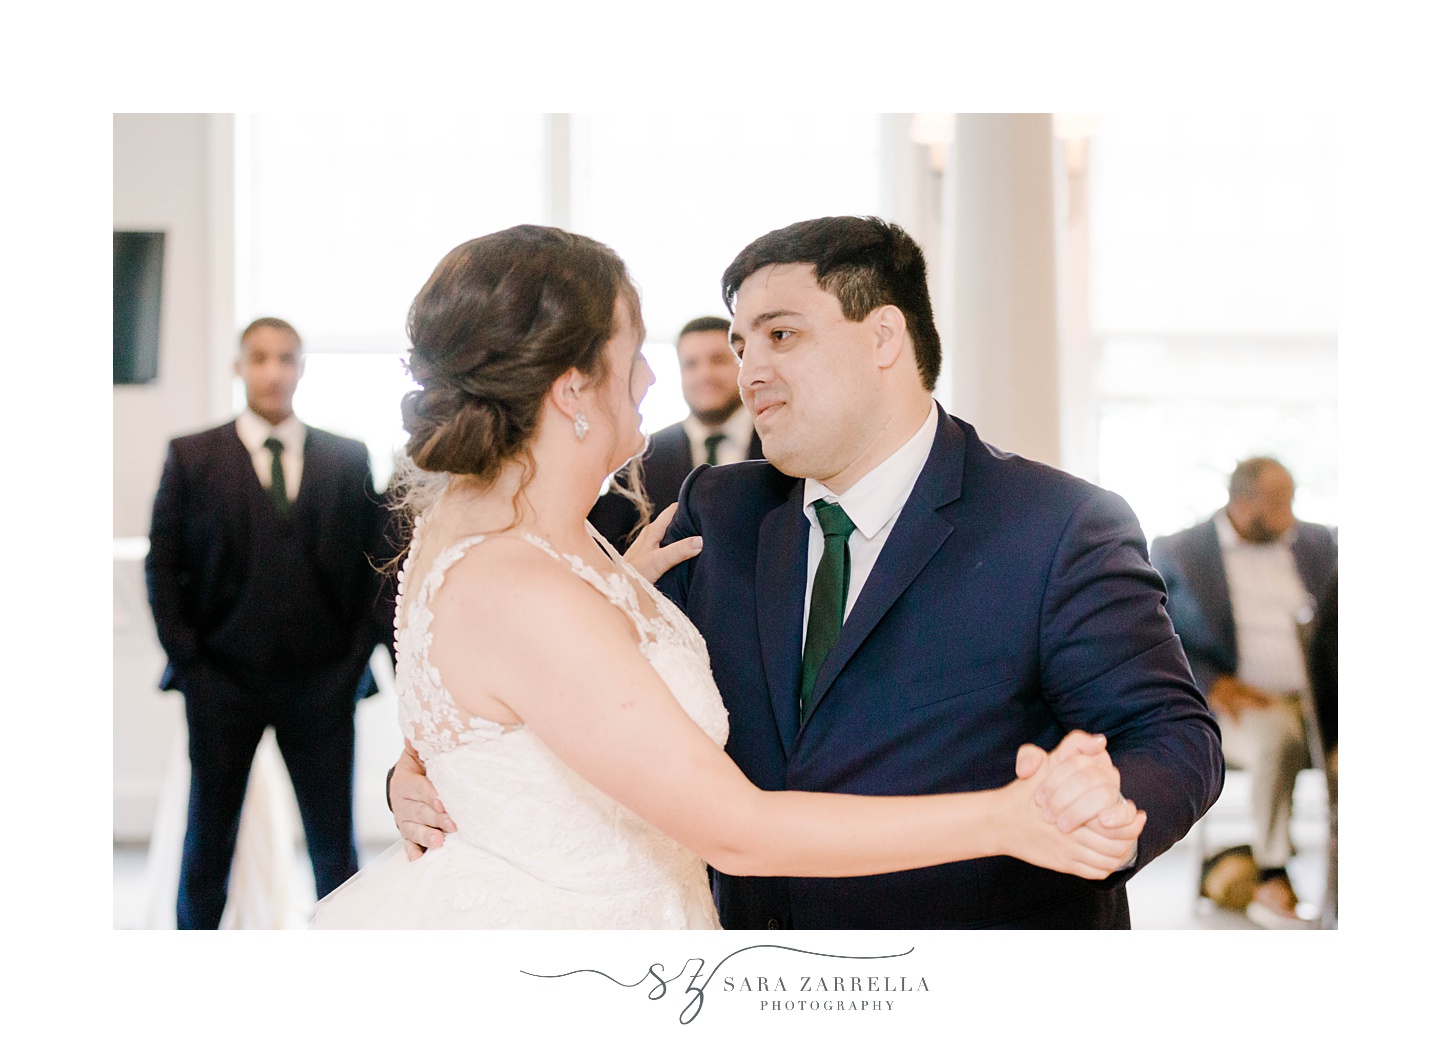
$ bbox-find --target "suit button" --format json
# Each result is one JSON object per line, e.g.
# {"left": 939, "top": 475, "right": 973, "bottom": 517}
{"left": 766, "top": 917, "right": 780, "bottom": 929}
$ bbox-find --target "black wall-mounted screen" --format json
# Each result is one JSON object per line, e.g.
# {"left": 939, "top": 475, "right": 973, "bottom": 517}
{"left": 114, "top": 230, "right": 165, "bottom": 384}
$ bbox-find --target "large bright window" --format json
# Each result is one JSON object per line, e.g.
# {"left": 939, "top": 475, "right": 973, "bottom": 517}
{"left": 570, "top": 113, "right": 883, "bottom": 434}
{"left": 1085, "top": 113, "right": 1337, "bottom": 539}
{"left": 236, "top": 114, "right": 551, "bottom": 486}
{"left": 237, "top": 114, "right": 886, "bottom": 478}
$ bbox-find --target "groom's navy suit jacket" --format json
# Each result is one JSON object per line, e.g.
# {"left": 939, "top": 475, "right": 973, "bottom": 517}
{"left": 658, "top": 407, "right": 1223, "bottom": 929}
{"left": 589, "top": 420, "right": 765, "bottom": 553}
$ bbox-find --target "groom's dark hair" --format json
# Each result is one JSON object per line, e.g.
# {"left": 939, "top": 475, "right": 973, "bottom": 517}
{"left": 720, "top": 216, "right": 942, "bottom": 391}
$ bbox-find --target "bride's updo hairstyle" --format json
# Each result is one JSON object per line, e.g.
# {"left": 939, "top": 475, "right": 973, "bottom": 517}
{"left": 401, "top": 225, "right": 642, "bottom": 486}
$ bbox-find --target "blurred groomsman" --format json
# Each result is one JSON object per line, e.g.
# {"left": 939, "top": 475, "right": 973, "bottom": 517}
{"left": 589, "top": 316, "right": 763, "bottom": 551}
{"left": 145, "top": 317, "right": 391, "bottom": 929}
{"left": 1151, "top": 457, "right": 1336, "bottom": 929}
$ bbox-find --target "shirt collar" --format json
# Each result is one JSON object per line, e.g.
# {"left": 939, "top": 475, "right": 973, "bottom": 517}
{"left": 802, "top": 402, "right": 939, "bottom": 539}
{"left": 681, "top": 403, "right": 754, "bottom": 449}
{"left": 236, "top": 409, "right": 305, "bottom": 453}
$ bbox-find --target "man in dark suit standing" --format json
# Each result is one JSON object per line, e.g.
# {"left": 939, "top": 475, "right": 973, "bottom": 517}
{"left": 1151, "top": 457, "right": 1336, "bottom": 928}
{"left": 588, "top": 317, "right": 762, "bottom": 551}
{"left": 391, "top": 218, "right": 1222, "bottom": 928}
{"left": 145, "top": 317, "right": 389, "bottom": 930}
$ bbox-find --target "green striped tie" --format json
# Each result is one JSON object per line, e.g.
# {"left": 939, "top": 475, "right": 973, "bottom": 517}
{"left": 800, "top": 499, "right": 855, "bottom": 724}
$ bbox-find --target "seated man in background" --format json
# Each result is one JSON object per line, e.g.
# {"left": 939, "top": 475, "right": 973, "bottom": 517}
{"left": 588, "top": 316, "right": 762, "bottom": 551}
{"left": 1151, "top": 457, "right": 1336, "bottom": 929}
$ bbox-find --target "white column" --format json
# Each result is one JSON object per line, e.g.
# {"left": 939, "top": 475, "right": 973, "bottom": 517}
{"left": 941, "top": 114, "right": 1062, "bottom": 467}
{"left": 547, "top": 113, "right": 571, "bottom": 229}
{"left": 207, "top": 113, "right": 238, "bottom": 420}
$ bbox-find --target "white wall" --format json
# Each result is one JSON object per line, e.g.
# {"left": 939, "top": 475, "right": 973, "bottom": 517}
{"left": 114, "top": 114, "right": 224, "bottom": 839}
{"left": 113, "top": 113, "right": 226, "bottom": 537}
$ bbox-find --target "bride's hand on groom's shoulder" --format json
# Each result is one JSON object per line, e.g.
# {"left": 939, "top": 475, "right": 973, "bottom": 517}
{"left": 623, "top": 503, "right": 703, "bottom": 583}
{"left": 391, "top": 741, "right": 455, "bottom": 861}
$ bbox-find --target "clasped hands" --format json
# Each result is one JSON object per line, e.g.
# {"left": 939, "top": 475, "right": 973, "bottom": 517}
{"left": 1009, "top": 730, "right": 1144, "bottom": 879}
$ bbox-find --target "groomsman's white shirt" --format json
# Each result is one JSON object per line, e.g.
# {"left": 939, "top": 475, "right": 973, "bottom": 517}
{"left": 682, "top": 405, "right": 756, "bottom": 468}
{"left": 236, "top": 409, "right": 305, "bottom": 502}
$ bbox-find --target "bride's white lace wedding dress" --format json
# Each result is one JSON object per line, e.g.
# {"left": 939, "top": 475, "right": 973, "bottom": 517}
{"left": 310, "top": 522, "right": 726, "bottom": 929}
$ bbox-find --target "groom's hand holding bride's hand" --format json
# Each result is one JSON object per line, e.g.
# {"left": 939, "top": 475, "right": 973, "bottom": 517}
{"left": 1006, "top": 731, "right": 1145, "bottom": 878}
{"left": 622, "top": 503, "right": 702, "bottom": 583}
{"left": 390, "top": 740, "right": 454, "bottom": 861}
{"left": 1016, "top": 731, "right": 1134, "bottom": 835}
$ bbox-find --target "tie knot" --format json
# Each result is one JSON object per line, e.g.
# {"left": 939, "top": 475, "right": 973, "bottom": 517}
{"left": 263, "top": 436, "right": 284, "bottom": 457}
{"left": 813, "top": 499, "right": 855, "bottom": 539}
{"left": 703, "top": 432, "right": 727, "bottom": 465}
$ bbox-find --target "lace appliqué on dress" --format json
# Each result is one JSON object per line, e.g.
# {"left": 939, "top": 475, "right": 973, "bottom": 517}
{"left": 393, "top": 533, "right": 523, "bottom": 761}
{"left": 312, "top": 518, "right": 726, "bottom": 928}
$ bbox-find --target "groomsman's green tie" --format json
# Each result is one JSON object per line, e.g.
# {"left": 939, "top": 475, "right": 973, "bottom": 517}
{"left": 703, "top": 432, "right": 726, "bottom": 466}
{"left": 800, "top": 499, "right": 855, "bottom": 724}
{"left": 263, "top": 436, "right": 289, "bottom": 517}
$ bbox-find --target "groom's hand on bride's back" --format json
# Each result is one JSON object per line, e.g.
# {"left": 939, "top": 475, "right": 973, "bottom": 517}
{"left": 390, "top": 740, "right": 455, "bottom": 860}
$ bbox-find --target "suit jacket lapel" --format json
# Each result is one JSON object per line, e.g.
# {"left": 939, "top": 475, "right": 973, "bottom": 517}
{"left": 1289, "top": 525, "right": 1330, "bottom": 605}
{"left": 803, "top": 409, "right": 963, "bottom": 728}
{"left": 1187, "top": 522, "right": 1236, "bottom": 658}
{"left": 219, "top": 423, "right": 269, "bottom": 517}
{"left": 757, "top": 481, "right": 809, "bottom": 752}
{"left": 290, "top": 426, "right": 320, "bottom": 525}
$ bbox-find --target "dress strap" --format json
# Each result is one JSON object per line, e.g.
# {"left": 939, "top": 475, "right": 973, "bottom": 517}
{"left": 520, "top": 531, "right": 657, "bottom": 644}
{"left": 402, "top": 533, "right": 487, "bottom": 634}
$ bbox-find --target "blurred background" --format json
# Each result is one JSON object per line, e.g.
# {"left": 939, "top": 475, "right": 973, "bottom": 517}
{"left": 113, "top": 112, "right": 1335, "bottom": 926}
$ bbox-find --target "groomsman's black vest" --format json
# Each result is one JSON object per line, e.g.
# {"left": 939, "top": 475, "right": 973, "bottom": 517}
{"left": 202, "top": 485, "right": 347, "bottom": 686}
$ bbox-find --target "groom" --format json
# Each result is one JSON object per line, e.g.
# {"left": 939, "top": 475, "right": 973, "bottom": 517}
{"left": 392, "top": 217, "right": 1223, "bottom": 928}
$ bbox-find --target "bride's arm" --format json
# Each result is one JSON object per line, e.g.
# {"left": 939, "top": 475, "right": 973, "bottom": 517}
{"left": 430, "top": 540, "right": 1143, "bottom": 880}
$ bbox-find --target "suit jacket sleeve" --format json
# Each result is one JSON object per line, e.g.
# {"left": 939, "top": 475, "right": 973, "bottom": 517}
{"left": 347, "top": 450, "right": 392, "bottom": 667}
{"left": 654, "top": 464, "right": 706, "bottom": 611}
{"left": 1040, "top": 490, "right": 1224, "bottom": 877}
{"left": 145, "top": 441, "right": 202, "bottom": 676}
{"left": 1148, "top": 534, "right": 1227, "bottom": 696}
{"left": 143, "top": 439, "right": 245, "bottom": 701}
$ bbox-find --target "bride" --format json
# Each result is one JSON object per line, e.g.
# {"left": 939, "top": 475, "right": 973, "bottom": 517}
{"left": 310, "top": 225, "right": 1143, "bottom": 929}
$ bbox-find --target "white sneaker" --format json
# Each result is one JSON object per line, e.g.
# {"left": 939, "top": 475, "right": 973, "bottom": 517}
{"left": 1246, "top": 900, "right": 1315, "bottom": 929}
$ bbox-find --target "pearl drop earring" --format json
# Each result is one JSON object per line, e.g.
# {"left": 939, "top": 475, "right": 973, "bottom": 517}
{"left": 574, "top": 411, "right": 589, "bottom": 440}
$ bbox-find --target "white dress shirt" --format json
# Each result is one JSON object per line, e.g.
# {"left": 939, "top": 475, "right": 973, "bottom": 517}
{"left": 799, "top": 403, "right": 938, "bottom": 649}
{"left": 682, "top": 405, "right": 756, "bottom": 467}
{"left": 235, "top": 409, "right": 305, "bottom": 502}
{"left": 1214, "top": 511, "right": 1312, "bottom": 694}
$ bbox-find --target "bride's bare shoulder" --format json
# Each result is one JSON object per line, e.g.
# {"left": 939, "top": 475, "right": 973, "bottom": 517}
{"left": 430, "top": 533, "right": 602, "bottom": 625}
